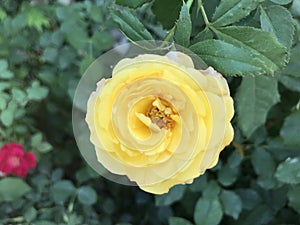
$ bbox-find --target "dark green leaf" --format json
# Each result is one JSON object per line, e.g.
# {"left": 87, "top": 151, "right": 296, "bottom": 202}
{"left": 110, "top": 8, "right": 153, "bottom": 41}
{"left": 236, "top": 75, "right": 280, "bottom": 137}
{"left": 24, "top": 207, "right": 37, "bottom": 222}
{"left": 218, "top": 164, "right": 239, "bottom": 186}
{"left": 115, "top": 0, "right": 152, "bottom": 8}
{"left": 77, "top": 186, "right": 97, "bottom": 205}
{"left": 270, "top": 0, "right": 292, "bottom": 4}
{"left": 169, "top": 217, "right": 194, "bottom": 225}
{"left": 194, "top": 197, "right": 223, "bottom": 225}
{"left": 213, "top": 26, "right": 287, "bottom": 75}
{"left": 50, "top": 180, "right": 76, "bottom": 203}
{"left": 238, "top": 205, "right": 273, "bottom": 225}
{"left": 280, "top": 110, "right": 300, "bottom": 146}
{"left": 203, "top": 181, "right": 221, "bottom": 200}
{"left": 287, "top": 185, "right": 300, "bottom": 213}
{"left": 260, "top": 5, "right": 294, "bottom": 50}
{"left": 92, "top": 31, "right": 114, "bottom": 52}
{"left": 152, "top": 0, "right": 182, "bottom": 29}
{"left": 155, "top": 185, "right": 186, "bottom": 206}
{"left": 212, "top": 0, "right": 265, "bottom": 27}
{"left": 275, "top": 157, "right": 300, "bottom": 184}
{"left": 251, "top": 148, "right": 277, "bottom": 189}
{"left": 279, "top": 75, "right": 300, "bottom": 92}
{"left": 0, "top": 177, "right": 31, "bottom": 202}
{"left": 236, "top": 189, "right": 262, "bottom": 210}
{"left": 281, "top": 44, "right": 300, "bottom": 78}
{"left": 174, "top": 3, "right": 192, "bottom": 47}
{"left": 0, "top": 107, "right": 14, "bottom": 127}
{"left": 190, "top": 40, "right": 263, "bottom": 76}
{"left": 220, "top": 190, "right": 242, "bottom": 219}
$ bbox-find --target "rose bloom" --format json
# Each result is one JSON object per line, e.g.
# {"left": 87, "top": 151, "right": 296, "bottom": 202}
{"left": 0, "top": 143, "right": 36, "bottom": 178}
{"left": 86, "top": 51, "right": 234, "bottom": 194}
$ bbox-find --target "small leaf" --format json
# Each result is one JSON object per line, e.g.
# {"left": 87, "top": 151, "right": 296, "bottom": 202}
{"left": 218, "top": 164, "right": 239, "bottom": 186}
{"left": 202, "top": 181, "right": 221, "bottom": 200}
{"left": 251, "top": 147, "right": 277, "bottom": 189}
{"left": 115, "top": 0, "right": 152, "bottom": 8}
{"left": 110, "top": 8, "right": 153, "bottom": 41}
{"left": 152, "top": 0, "right": 182, "bottom": 29}
{"left": 0, "top": 108, "right": 14, "bottom": 127}
{"left": 275, "top": 157, "right": 300, "bottom": 184}
{"left": 169, "top": 217, "right": 194, "bottom": 225}
{"left": 77, "top": 186, "right": 97, "bottom": 205}
{"left": 12, "top": 88, "right": 27, "bottom": 104}
{"left": 212, "top": 0, "right": 265, "bottom": 27}
{"left": 236, "top": 189, "right": 262, "bottom": 210}
{"left": 194, "top": 197, "right": 223, "bottom": 225}
{"left": 213, "top": 26, "right": 287, "bottom": 75}
{"left": 26, "top": 6, "right": 50, "bottom": 32}
{"left": 155, "top": 185, "right": 186, "bottom": 206}
{"left": 50, "top": 180, "right": 76, "bottom": 203}
{"left": 287, "top": 185, "right": 300, "bottom": 214}
{"left": 260, "top": 5, "right": 295, "bottom": 50}
{"left": 220, "top": 190, "right": 242, "bottom": 219}
{"left": 174, "top": 3, "right": 192, "bottom": 47}
{"left": 235, "top": 75, "right": 280, "bottom": 137}
{"left": 24, "top": 207, "right": 37, "bottom": 222}
{"left": 280, "top": 110, "right": 300, "bottom": 146}
{"left": 0, "top": 177, "right": 31, "bottom": 202}
{"left": 26, "top": 81, "right": 49, "bottom": 101}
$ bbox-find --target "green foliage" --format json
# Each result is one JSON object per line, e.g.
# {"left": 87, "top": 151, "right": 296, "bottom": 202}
{"left": 0, "top": 177, "right": 31, "bottom": 202}
{"left": 236, "top": 75, "right": 280, "bottom": 137}
{"left": 174, "top": 3, "right": 192, "bottom": 47}
{"left": 1, "top": 0, "right": 300, "bottom": 224}
{"left": 212, "top": 0, "right": 265, "bottom": 27}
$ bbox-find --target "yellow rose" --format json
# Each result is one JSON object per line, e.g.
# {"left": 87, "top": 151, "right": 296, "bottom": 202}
{"left": 85, "top": 51, "right": 234, "bottom": 194}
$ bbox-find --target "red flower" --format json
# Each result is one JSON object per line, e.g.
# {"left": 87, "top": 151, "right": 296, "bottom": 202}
{"left": 0, "top": 143, "right": 36, "bottom": 178}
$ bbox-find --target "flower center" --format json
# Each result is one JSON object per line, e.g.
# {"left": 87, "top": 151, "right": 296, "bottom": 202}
{"left": 9, "top": 156, "right": 20, "bottom": 167}
{"left": 146, "top": 98, "right": 177, "bottom": 129}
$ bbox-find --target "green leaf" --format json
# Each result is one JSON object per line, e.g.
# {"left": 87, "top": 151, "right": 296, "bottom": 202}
{"left": 92, "top": 31, "right": 114, "bottom": 52}
{"left": 279, "top": 75, "right": 300, "bottom": 92}
{"left": 287, "top": 185, "right": 300, "bottom": 214}
{"left": 220, "top": 190, "right": 242, "bottom": 219}
{"left": 169, "top": 217, "right": 194, "bottom": 225}
{"left": 281, "top": 44, "right": 300, "bottom": 78}
{"left": 260, "top": 5, "right": 294, "bottom": 50}
{"left": 42, "top": 47, "right": 58, "bottom": 63}
{"left": 194, "top": 197, "right": 223, "bottom": 225}
{"left": 12, "top": 88, "right": 27, "bottom": 104}
{"left": 110, "top": 8, "right": 153, "bottom": 41}
{"left": 235, "top": 75, "right": 280, "bottom": 137}
{"left": 251, "top": 148, "right": 277, "bottom": 189}
{"left": 202, "top": 181, "right": 221, "bottom": 200}
{"left": 213, "top": 26, "right": 287, "bottom": 75}
{"left": 152, "top": 0, "right": 182, "bottom": 29}
{"left": 50, "top": 180, "right": 76, "bottom": 203}
{"left": 26, "top": 6, "right": 50, "bottom": 32}
{"left": 236, "top": 189, "right": 262, "bottom": 210}
{"left": 0, "top": 59, "right": 13, "bottom": 79}
{"left": 275, "top": 157, "right": 300, "bottom": 184}
{"left": 77, "top": 186, "right": 97, "bottom": 205}
{"left": 26, "top": 81, "right": 49, "bottom": 101}
{"left": 217, "top": 164, "right": 239, "bottom": 186}
{"left": 0, "top": 177, "right": 31, "bottom": 202}
{"left": 270, "top": 0, "right": 292, "bottom": 4}
{"left": 174, "top": 3, "right": 192, "bottom": 47}
{"left": 115, "top": 0, "right": 152, "bottom": 8}
{"left": 190, "top": 40, "right": 263, "bottom": 76}
{"left": 212, "top": 0, "right": 265, "bottom": 27}
{"left": 60, "top": 21, "right": 88, "bottom": 50}
{"left": 24, "top": 207, "right": 37, "bottom": 222}
{"left": 280, "top": 110, "right": 300, "bottom": 146}
{"left": 0, "top": 7, "right": 7, "bottom": 21}
{"left": 0, "top": 108, "right": 14, "bottom": 127}
{"left": 238, "top": 205, "right": 273, "bottom": 225}
{"left": 155, "top": 185, "right": 186, "bottom": 206}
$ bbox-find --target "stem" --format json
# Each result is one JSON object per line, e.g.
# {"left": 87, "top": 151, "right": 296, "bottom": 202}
{"left": 198, "top": 0, "right": 210, "bottom": 26}
{"left": 186, "top": 0, "right": 194, "bottom": 10}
